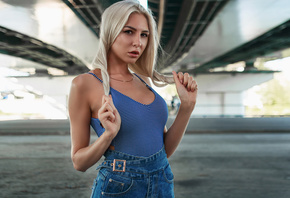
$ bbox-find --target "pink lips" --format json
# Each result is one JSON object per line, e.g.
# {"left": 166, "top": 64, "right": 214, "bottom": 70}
{"left": 128, "top": 51, "right": 140, "bottom": 58}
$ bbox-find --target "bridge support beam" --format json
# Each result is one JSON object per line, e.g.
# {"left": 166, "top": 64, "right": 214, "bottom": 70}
{"left": 193, "top": 73, "right": 274, "bottom": 116}
{"left": 14, "top": 72, "right": 274, "bottom": 118}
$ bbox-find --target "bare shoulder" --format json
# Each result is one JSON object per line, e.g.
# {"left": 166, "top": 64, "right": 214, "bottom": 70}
{"left": 72, "top": 73, "right": 89, "bottom": 87}
{"left": 71, "top": 71, "right": 102, "bottom": 92}
{"left": 135, "top": 73, "right": 152, "bottom": 86}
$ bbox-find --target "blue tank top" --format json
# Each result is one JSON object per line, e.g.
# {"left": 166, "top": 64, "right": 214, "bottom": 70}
{"left": 88, "top": 72, "right": 168, "bottom": 157}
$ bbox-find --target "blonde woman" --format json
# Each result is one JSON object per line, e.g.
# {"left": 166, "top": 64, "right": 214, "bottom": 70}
{"left": 68, "top": 1, "right": 198, "bottom": 197}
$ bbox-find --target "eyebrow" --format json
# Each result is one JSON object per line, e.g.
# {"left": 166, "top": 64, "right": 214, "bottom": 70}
{"left": 124, "top": 26, "right": 149, "bottom": 33}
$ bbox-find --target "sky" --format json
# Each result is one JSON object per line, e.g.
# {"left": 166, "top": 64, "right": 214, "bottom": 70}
{"left": 138, "top": 0, "right": 148, "bottom": 8}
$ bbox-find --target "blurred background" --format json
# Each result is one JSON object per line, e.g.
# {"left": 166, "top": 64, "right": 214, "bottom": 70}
{"left": 0, "top": 0, "right": 290, "bottom": 198}
{"left": 0, "top": 0, "right": 290, "bottom": 121}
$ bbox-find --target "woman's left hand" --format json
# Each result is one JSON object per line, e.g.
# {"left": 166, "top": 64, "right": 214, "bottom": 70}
{"left": 172, "top": 71, "right": 198, "bottom": 111}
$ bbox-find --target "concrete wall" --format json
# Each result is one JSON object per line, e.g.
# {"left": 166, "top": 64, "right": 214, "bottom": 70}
{"left": 167, "top": 117, "right": 290, "bottom": 133}
{"left": 0, "top": 117, "right": 289, "bottom": 135}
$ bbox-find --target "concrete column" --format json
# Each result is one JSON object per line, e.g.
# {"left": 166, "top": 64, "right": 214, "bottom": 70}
{"left": 192, "top": 73, "right": 274, "bottom": 117}
{"left": 195, "top": 91, "right": 244, "bottom": 116}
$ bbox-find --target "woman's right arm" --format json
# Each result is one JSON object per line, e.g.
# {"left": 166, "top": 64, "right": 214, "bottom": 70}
{"left": 68, "top": 75, "right": 120, "bottom": 172}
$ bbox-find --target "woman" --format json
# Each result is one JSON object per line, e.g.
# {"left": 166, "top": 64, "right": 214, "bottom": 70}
{"left": 68, "top": 0, "right": 197, "bottom": 197}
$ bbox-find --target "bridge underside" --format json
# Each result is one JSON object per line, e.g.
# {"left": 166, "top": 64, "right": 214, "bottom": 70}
{"left": 0, "top": 26, "right": 88, "bottom": 75}
{"left": 0, "top": 0, "right": 290, "bottom": 76}
{"left": 187, "top": 19, "right": 290, "bottom": 73}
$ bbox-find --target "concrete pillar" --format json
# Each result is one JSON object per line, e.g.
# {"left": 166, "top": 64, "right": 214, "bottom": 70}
{"left": 196, "top": 91, "right": 244, "bottom": 116}
{"left": 193, "top": 73, "right": 274, "bottom": 117}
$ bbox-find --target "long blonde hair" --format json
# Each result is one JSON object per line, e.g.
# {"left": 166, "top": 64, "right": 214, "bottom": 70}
{"left": 91, "top": 0, "right": 174, "bottom": 95}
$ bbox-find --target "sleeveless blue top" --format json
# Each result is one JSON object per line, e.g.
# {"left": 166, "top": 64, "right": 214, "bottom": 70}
{"left": 88, "top": 72, "right": 168, "bottom": 157}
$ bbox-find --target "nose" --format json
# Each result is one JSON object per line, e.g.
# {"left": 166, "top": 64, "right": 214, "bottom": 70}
{"left": 132, "top": 34, "right": 141, "bottom": 48}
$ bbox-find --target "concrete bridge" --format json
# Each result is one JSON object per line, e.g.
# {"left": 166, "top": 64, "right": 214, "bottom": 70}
{"left": 1, "top": 0, "right": 290, "bottom": 117}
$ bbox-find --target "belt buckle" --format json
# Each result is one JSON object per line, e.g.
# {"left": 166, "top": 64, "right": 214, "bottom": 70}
{"left": 112, "top": 159, "right": 126, "bottom": 172}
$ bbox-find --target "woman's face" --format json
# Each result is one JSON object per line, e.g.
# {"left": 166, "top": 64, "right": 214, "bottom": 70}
{"left": 109, "top": 13, "right": 149, "bottom": 65}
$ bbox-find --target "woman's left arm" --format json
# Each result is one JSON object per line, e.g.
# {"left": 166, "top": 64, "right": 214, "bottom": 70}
{"left": 164, "top": 71, "right": 198, "bottom": 158}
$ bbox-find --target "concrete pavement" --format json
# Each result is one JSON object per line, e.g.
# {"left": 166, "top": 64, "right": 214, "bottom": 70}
{"left": 0, "top": 133, "right": 290, "bottom": 198}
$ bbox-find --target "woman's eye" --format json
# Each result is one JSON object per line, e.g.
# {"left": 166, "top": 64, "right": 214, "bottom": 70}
{"left": 124, "top": 30, "right": 133, "bottom": 34}
{"left": 141, "top": 33, "right": 148, "bottom": 37}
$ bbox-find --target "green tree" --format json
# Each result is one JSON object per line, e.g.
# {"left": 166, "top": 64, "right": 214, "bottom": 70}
{"left": 255, "top": 74, "right": 290, "bottom": 115}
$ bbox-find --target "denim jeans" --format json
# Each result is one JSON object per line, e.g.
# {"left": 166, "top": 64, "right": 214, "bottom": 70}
{"left": 90, "top": 147, "right": 174, "bottom": 198}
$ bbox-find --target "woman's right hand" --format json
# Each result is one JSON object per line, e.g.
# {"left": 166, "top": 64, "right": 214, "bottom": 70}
{"left": 98, "top": 95, "right": 121, "bottom": 139}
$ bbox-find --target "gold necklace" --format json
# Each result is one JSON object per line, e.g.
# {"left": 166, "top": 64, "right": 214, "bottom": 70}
{"left": 110, "top": 74, "right": 134, "bottom": 82}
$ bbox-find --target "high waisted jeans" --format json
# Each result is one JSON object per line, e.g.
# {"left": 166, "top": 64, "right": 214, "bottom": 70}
{"left": 90, "top": 147, "right": 174, "bottom": 198}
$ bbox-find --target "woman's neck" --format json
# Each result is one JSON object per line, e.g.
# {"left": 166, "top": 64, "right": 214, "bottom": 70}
{"left": 107, "top": 54, "right": 131, "bottom": 76}
{"left": 107, "top": 64, "right": 131, "bottom": 76}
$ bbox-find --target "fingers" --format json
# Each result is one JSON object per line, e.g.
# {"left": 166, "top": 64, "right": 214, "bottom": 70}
{"left": 172, "top": 71, "right": 198, "bottom": 92}
{"left": 172, "top": 71, "right": 179, "bottom": 85}
{"left": 102, "top": 95, "right": 112, "bottom": 105}
{"left": 190, "top": 82, "right": 198, "bottom": 92}
{"left": 102, "top": 95, "right": 117, "bottom": 111}
{"left": 98, "top": 95, "right": 117, "bottom": 122}
{"left": 178, "top": 72, "right": 184, "bottom": 84}
{"left": 99, "top": 111, "right": 116, "bottom": 123}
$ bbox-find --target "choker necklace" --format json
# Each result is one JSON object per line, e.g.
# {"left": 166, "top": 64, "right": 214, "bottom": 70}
{"left": 110, "top": 74, "right": 134, "bottom": 82}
